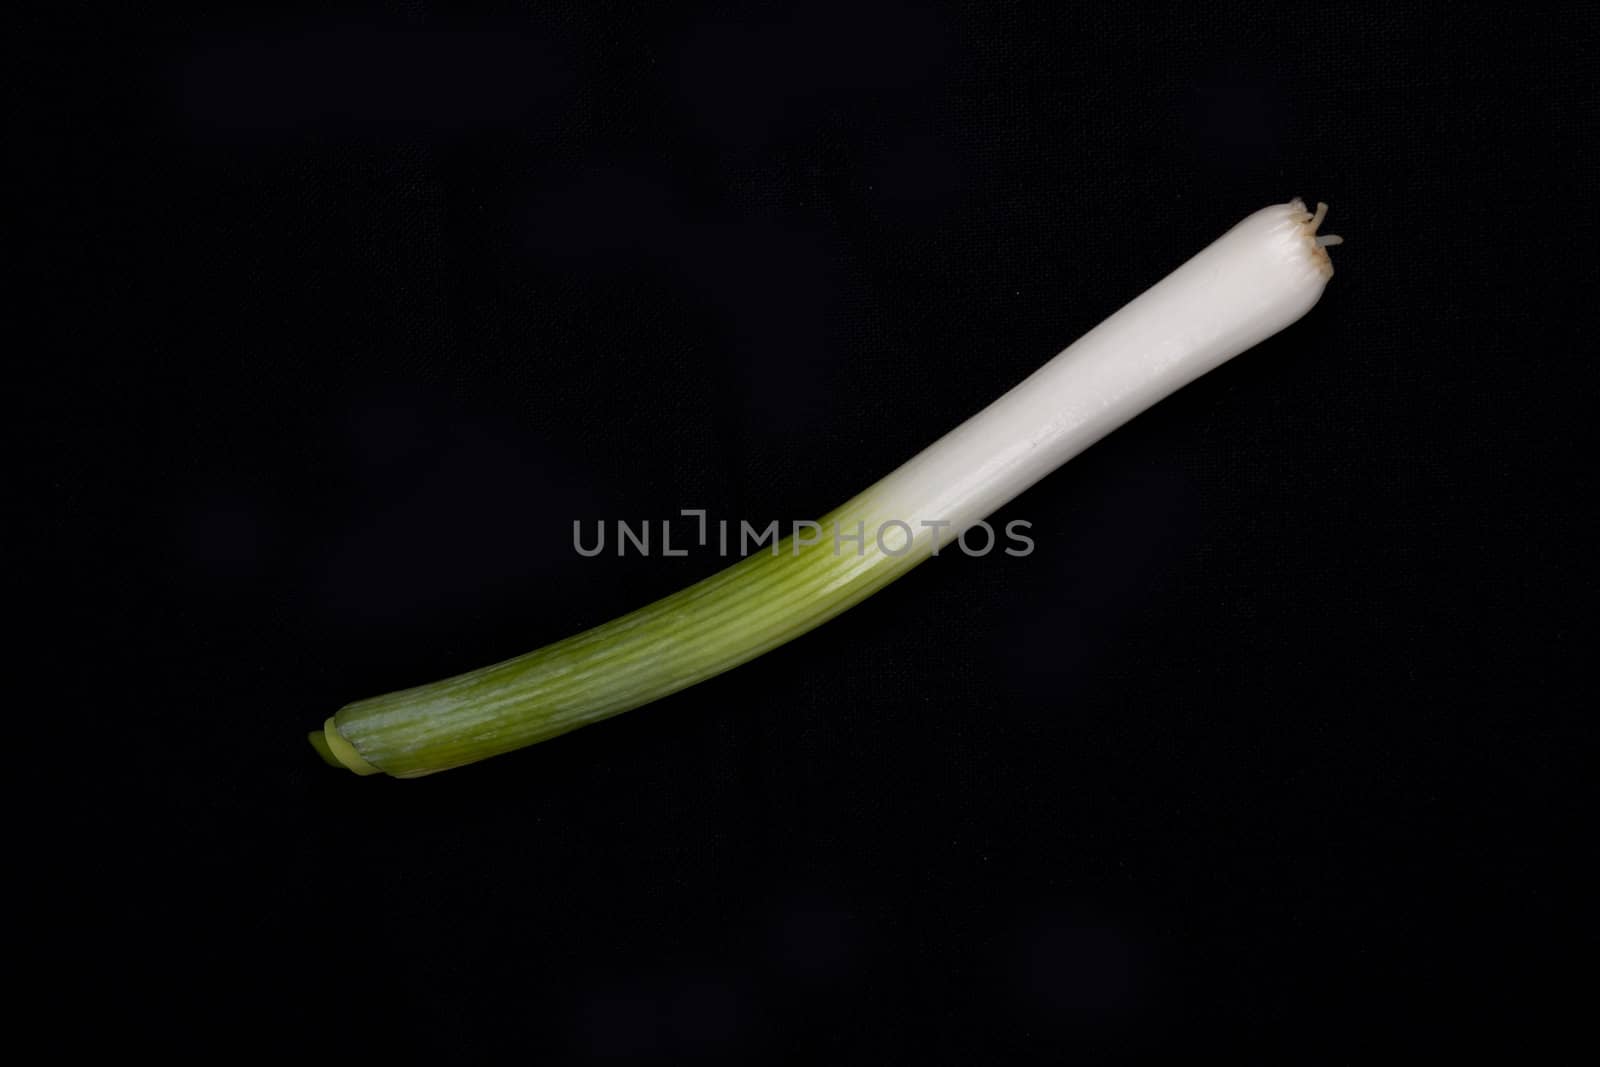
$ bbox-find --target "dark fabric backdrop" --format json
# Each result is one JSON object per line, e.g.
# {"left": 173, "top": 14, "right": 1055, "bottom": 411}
{"left": 15, "top": 1, "right": 1594, "bottom": 1059}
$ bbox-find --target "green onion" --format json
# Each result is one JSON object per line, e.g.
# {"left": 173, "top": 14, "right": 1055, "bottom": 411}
{"left": 313, "top": 200, "right": 1341, "bottom": 778}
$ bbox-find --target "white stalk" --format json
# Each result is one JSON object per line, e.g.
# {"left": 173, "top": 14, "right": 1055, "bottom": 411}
{"left": 861, "top": 198, "right": 1340, "bottom": 550}
{"left": 313, "top": 199, "right": 1341, "bottom": 778}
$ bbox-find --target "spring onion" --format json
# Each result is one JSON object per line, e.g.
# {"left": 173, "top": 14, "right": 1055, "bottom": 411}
{"left": 311, "top": 199, "right": 1341, "bottom": 778}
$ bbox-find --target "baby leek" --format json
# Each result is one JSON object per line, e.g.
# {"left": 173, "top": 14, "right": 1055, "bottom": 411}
{"left": 312, "top": 199, "right": 1341, "bottom": 778}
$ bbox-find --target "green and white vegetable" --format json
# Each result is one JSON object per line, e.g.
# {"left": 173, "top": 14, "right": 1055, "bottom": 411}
{"left": 310, "top": 199, "right": 1341, "bottom": 778}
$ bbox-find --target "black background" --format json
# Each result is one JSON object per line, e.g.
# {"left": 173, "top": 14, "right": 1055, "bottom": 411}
{"left": 16, "top": 1, "right": 1594, "bottom": 1059}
